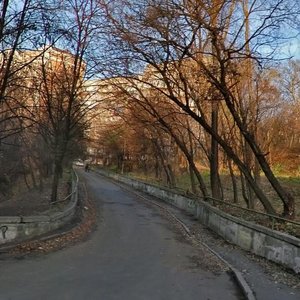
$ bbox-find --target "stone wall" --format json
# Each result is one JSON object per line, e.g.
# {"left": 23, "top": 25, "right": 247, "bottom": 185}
{"left": 99, "top": 170, "right": 300, "bottom": 274}
{"left": 0, "top": 173, "right": 78, "bottom": 246}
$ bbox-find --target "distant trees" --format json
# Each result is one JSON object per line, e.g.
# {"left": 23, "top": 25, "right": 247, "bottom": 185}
{"left": 261, "top": 61, "right": 300, "bottom": 173}
{"left": 1, "top": 0, "right": 300, "bottom": 217}
{"left": 99, "top": 0, "right": 300, "bottom": 218}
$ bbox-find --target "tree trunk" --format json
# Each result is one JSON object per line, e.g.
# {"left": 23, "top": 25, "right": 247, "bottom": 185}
{"left": 228, "top": 159, "right": 238, "bottom": 203}
{"left": 179, "top": 106, "right": 276, "bottom": 214}
{"left": 226, "top": 97, "right": 294, "bottom": 216}
{"left": 154, "top": 155, "right": 160, "bottom": 179}
{"left": 189, "top": 163, "right": 197, "bottom": 194}
{"left": 23, "top": 171, "right": 30, "bottom": 191}
{"left": 244, "top": 139, "right": 255, "bottom": 209}
{"left": 240, "top": 171, "right": 250, "bottom": 208}
{"left": 39, "top": 176, "right": 44, "bottom": 192}
{"left": 153, "top": 139, "right": 176, "bottom": 187}
{"left": 213, "top": 51, "right": 295, "bottom": 217}
{"left": 210, "top": 102, "right": 222, "bottom": 199}
{"left": 166, "top": 163, "right": 176, "bottom": 187}
{"left": 51, "top": 160, "right": 62, "bottom": 203}
{"left": 156, "top": 117, "right": 209, "bottom": 198}
{"left": 189, "top": 158, "right": 208, "bottom": 198}
{"left": 186, "top": 120, "right": 199, "bottom": 195}
{"left": 50, "top": 146, "right": 64, "bottom": 203}
{"left": 51, "top": 164, "right": 60, "bottom": 203}
{"left": 254, "top": 158, "right": 261, "bottom": 187}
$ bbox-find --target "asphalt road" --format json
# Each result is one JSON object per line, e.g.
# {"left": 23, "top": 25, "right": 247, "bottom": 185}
{"left": 0, "top": 170, "right": 243, "bottom": 300}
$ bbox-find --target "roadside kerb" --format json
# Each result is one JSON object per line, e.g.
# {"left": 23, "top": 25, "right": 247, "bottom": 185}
{"left": 0, "top": 170, "right": 79, "bottom": 246}
{"left": 97, "top": 169, "right": 300, "bottom": 274}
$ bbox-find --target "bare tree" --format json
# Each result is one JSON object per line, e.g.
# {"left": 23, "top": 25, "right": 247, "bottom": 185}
{"left": 21, "top": 0, "right": 105, "bottom": 202}
{"left": 100, "top": 0, "right": 299, "bottom": 217}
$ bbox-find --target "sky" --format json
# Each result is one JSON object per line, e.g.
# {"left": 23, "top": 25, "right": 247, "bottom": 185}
{"left": 8, "top": 0, "right": 300, "bottom": 63}
{"left": 280, "top": 37, "right": 300, "bottom": 59}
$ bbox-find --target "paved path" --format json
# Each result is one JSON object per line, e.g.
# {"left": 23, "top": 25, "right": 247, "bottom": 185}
{"left": 0, "top": 170, "right": 243, "bottom": 300}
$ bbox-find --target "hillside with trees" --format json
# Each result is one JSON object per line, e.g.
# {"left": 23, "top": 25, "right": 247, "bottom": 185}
{"left": 1, "top": 0, "right": 300, "bottom": 227}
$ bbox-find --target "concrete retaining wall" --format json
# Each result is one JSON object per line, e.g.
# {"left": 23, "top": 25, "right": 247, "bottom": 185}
{"left": 99, "top": 170, "right": 300, "bottom": 274}
{"left": 0, "top": 175, "right": 78, "bottom": 246}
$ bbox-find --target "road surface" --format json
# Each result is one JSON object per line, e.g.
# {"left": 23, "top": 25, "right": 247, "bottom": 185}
{"left": 0, "top": 170, "right": 243, "bottom": 300}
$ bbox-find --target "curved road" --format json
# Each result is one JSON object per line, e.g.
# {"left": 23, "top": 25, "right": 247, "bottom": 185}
{"left": 0, "top": 170, "right": 243, "bottom": 300}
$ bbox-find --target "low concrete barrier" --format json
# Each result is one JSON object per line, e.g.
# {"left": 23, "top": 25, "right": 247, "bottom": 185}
{"left": 98, "top": 169, "right": 300, "bottom": 274}
{"left": 0, "top": 172, "right": 78, "bottom": 246}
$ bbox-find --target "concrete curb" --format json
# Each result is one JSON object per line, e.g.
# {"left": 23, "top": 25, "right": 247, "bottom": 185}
{"left": 0, "top": 170, "right": 79, "bottom": 247}
{"left": 99, "top": 172, "right": 256, "bottom": 300}
{"left": 96, "top": 169, "right": 300, "bottom": 274}
{"left": 143, "top": 195, "right": 256, "bottom": 300}
{"left": 0, "top": 179, "right": 88, "bottom": 255}
{"left": 0, "top": 224, "right": 78, "bottom": 254}
{"left": 0, "top": 203, "right": 83, "bottom": 254}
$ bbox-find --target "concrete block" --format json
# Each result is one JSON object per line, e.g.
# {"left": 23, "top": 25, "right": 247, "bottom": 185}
{"left": 195, "top": 205, "right": 202, "bottom": 219}
{"left": 294, "top": 257, "right": 300, "bottom": 273}
{"left": 177, "top": 198, "right": 185, "bottom": 210}
{"left": 0, "top": 225, "right": 17, "bottom": 243}
{"left": 219, "top": 217, "right": 228, "bottom": 238}
{"left": 22, "top": 215, "right": 50, "bottom": 223}
{"left": 265, "top": 237, "right": 286, "bottom": 264}
{"left": 24, "top": 224, "right": 49, "bottom": 237}
{"left": 208, "top": 213, "right": 220, "bottom": 233}
{"left": 186, "top": 199, "right": 196, "bottom": 215}
{"left": 225, "top": 222, "right": 238, "bottom": 244}
{"left": 0, "top": 216, "right": 21, "bottom": 223}
{"left": 237, "top": 226, "right": 253, "bottom": 251}
{"left": 252, "top": 231, "right": 266, "bottom": 256}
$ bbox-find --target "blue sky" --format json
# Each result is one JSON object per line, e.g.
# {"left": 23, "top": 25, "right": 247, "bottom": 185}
{"left": 280, "top": 38, "right": 300, "bottom": 59}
